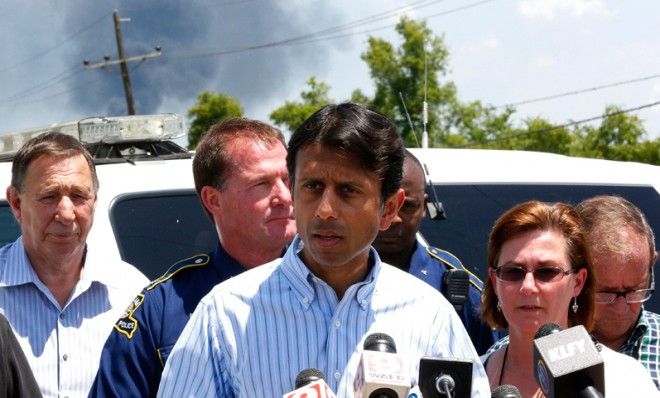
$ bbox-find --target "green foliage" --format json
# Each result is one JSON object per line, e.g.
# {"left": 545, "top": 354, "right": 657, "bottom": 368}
{"left": 187, "top": 91, "right": 243, "bottom": 149}
{"left": 360, "top": 17, "right": 457, "bottom": 146}
{"left": 265, "top": 17, "right": 659, "bottom": 165}
{"left": 270, "top": 77, "right": 332, "bottom": 133}
{"left": 571, "top": 106, "right": 659, "bottom": 165}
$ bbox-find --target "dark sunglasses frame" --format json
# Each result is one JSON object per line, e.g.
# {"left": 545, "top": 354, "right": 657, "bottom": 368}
{"left": 494, "top": 265, "right": 575, "bottom": 283}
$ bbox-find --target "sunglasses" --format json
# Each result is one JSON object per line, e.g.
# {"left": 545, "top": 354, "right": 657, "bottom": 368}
{"left": 494, "top": 265, "right": 575, "bottom": 283}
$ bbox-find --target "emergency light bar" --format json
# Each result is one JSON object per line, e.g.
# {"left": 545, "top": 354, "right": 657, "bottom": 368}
{"left": 0, "top": 114, "right": 184, "bottom": 156}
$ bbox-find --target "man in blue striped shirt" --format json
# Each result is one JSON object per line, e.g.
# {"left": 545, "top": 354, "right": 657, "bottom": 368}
{"left": 158, "top": 103, "right": 490, "bottom": 397}
{"left": 0, "top": 132, "right": 148, "bottom": 397}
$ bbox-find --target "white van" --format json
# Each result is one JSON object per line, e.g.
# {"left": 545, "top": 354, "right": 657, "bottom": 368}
{"left": 0, "top": 117, "right": 658, "bottom": 310}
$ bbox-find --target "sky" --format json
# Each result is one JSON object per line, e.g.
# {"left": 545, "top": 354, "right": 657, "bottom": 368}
{"left": 1, "top": 0, "right": 660, "bottom": 142}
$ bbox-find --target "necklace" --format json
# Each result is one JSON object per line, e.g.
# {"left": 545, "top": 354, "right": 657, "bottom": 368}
{"left": 499, "top": 344, "right": 509, "bottom": 386}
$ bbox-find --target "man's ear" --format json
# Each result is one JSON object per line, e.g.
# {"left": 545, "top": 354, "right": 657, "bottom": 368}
{"left": 6, "top": 186, "right": 22, "bottom": 223}
{"left": 199, "top": 186, "right": 222, "bottom": 216}
{"left": 423, "top": 192, "right": 429, "bottom": 216}
{"left": 379, "top": 188, "right": 404, "bottom": 230}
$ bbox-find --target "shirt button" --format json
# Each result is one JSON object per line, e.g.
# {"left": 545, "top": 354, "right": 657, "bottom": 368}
{"left": 361, "top": 299, "right": 367, "bottom": 305}
{"left": 334, "top": 320, "right": 341, "bottom": 328}
{"left": 334, "top": 371, "right": 341, "bottom": 380}
{"left": 63, "top": 354, "right": 68, "bottom": 361}
{"left": 302, "top": 297, "right": 309, "bottom": 304}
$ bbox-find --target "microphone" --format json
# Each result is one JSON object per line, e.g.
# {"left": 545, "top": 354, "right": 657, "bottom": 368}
{"left": 418, "top": 357, "right": 473, "bottom": 398}
{"left": 442, "top": 269, "right": 469, "bottom": 311}
{"left": 353, "top": 333, "right": 410, "bottom": 398}
{"left": 283, "top": 368, "right": 337, "bottom": 398}
{"left": 295, "top": 368, "right": 326, "bottom": 389}
{"left": 491, "top": 384, "right": 521, "bottom": 398}
{"left": 533, "top": 323, "right": 604, "bottom": 398}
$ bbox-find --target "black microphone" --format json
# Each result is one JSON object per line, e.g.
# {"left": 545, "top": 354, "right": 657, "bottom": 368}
{"left": 533, "top": 324, "right": 604, "bottom": 398}
{"left": 442, "top": 269, "right": 469, "bottom": 311}
{"left": 534, "top": 323, "right": 562, "bottom": 339}
{"left": 283, "top": 368, "right": 337, "bottom": 398}
{"left": 353, "top": 333, "right": 410, "bottom": 398}
{"left": 418, "top": 357, "right": 473, "bottom": 398}
{"left": 295, "top": 368, "right": 326, "bottom": 389}
{"left": 491, "top": 384, "right": 522, "bottom": 398}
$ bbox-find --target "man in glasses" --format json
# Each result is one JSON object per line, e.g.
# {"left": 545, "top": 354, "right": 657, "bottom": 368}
{"left": 577, "top": 195, "right": 659, "bottom": 389}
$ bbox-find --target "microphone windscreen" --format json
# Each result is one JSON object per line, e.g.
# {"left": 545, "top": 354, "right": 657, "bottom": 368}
{"left": 534, "top": 323, "right": 562, "bottom": 340}
{"left": 363, "top": 332, "right": 397, "bottom": 353}
{"left": 491, "top": 384, "right": 521, "bottom": 398}
{"left": 295, "top": 368, "right": 326, "bottom": 389}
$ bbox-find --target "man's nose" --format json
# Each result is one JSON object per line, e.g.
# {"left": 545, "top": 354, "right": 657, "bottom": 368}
{"left": 55, "top": 196, "right": 76, "bottom": 224}
{"left": 315, "top": 190, "right": 338, "bottom": 220}
{"left": 271, "top": 179, "right": 292, "bottom": 207}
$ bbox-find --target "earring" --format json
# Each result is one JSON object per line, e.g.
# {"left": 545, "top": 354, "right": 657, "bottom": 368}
{"left": 572, "top": 297, "right": 579, "bottom": 313}
{"left": 497, "top": 300, "right": 502, "bottom": 312}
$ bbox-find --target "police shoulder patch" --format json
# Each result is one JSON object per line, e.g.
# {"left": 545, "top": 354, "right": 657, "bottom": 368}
{"left": 146, "top": 253, "right": 211, "bottom": 291}
{"left": 426, "top": 246, "right": 484, "bottom": 291}
{"left": 114, "top": 293, "right": 145, "bottom": 339}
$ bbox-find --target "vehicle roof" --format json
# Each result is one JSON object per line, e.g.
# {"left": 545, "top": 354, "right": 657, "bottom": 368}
{"left": 409, "top": 148, "right": 660, "bottom": 190}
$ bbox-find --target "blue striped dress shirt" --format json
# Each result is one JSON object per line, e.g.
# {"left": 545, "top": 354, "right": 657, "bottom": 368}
{"left": 0, "top": 237, "right": 148, "bottom": 398}
{"left": 158, "top": 235, "right": 490, "bottom": 397}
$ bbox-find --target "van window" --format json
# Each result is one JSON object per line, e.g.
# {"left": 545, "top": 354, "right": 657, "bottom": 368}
{"left": 419, "top": 184, "right": 660, "bottom": 311}
{"left": 0, "top": 202, "right": 20, "bottom": 247}
{"left": 109, "top": 190, "right": 217, "bottom": 280}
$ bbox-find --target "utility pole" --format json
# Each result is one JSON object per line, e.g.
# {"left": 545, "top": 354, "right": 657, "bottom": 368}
{"left": 113, "top": 10, "right": 135, "bottom": 115}
{"left": 83, "top": 9, "right": 161, "bottom": 115}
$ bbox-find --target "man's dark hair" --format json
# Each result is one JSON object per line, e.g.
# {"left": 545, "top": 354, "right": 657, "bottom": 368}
{"left": 287, "top": 102, "right": 404, "bottom": 202}
{"left": 192, "top": 117, "right": 285, "bottom": 197}
{"left": 11, "top": 132, "right": 98, "bottom": 192}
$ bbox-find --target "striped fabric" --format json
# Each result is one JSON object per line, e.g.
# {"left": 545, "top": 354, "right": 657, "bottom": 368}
{"left": 0, "top": 237, "right": 148, "bottom": 398}
{"left": 158, "top": 235, "right": 489, "bottom": 398}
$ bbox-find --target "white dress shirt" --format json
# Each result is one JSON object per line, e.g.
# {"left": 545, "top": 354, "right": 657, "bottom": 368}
{"left": 158, "top": 235, "right": 489, "bottom": 397}
{"left": 0, "top": 237, "right": 148, "bottom": 398}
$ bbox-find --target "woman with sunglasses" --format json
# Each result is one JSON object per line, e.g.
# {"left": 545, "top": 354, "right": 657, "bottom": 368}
{"left": 480, "top": 201, "right": 657, "bottom": 397}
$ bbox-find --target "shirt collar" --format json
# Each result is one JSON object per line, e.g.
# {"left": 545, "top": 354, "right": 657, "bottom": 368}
{"left": 626, "top": 308, "right": 651, "bottom": 344}
{"left": 212, "top": 243, "right": 247, "bottom": 280}
{"left": 280, "top": 235, "right": 381, "bottom": 310}
{"left": 0, "top": 237, "right": 39, "bottom": 287}
{"left": 407, "top": 241, "right": 428, "bottom": 274}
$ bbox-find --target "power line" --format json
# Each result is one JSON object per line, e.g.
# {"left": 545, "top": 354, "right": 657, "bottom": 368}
{"left": 1, "top": 0, "right": 496, "bottom": 106}
{"left": 500, "top": 72, "right": 660, "bottom": 108}
{"left": 0, "top": 1, "right": 256, "bottom": 75}
{"left": 0, "top": 67, "right": 81, "bottom": 103}
{"left": 460, "top": 99, "right": 660, "bottom": 148}
{"left": 0, "top": 12, "right": 110, "bottom": 74}
{"left": 165, "top": 0, "right": 494, "bottom": 60}
{"left": 0, "top": 76, "right": 106, "bottom": 108}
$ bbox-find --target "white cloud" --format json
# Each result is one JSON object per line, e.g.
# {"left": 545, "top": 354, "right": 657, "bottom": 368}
{"left": 531, "top": 53, "right": 557, "bottom": 69}
{"left": 518, "top": 0, "right": 613, "bottom": 21}
{"left": 483, "top": 37, "right": 500, "bottom": 50}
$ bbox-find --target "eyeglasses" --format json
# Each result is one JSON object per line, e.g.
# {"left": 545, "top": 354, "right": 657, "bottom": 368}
{"left": 595, "top": 288, "right": 655, "bottom": 305}
{"left": 494, "top": 265, "right": 575, "bottom": 283}
{"left": 595, "top": 267, "right": 655, "bottom": 305}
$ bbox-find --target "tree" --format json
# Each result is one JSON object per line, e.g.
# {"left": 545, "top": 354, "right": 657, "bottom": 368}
{"left": 571, "top": 106, "right": 660, "bottom": 165}
{"left": 270, "top": 77, "right": 332, "bottom": 133}
{"left": 187, "top": 91, "right": 243, "bottom": 149}
{"left": 356, "top": 17, "right": 515, "bottom": 147}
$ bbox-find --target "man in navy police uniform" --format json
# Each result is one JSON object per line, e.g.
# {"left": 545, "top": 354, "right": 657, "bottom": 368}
{"left": 373, "top": 149, "right": 498, "bottom": 354}
{"left": 89, "top": 118, "right": 296, "bottom": 397}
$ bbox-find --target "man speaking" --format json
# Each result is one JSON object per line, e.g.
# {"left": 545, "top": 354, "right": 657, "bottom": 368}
{"left": 157, "top": 103, "right": 488, "bottom": 397}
